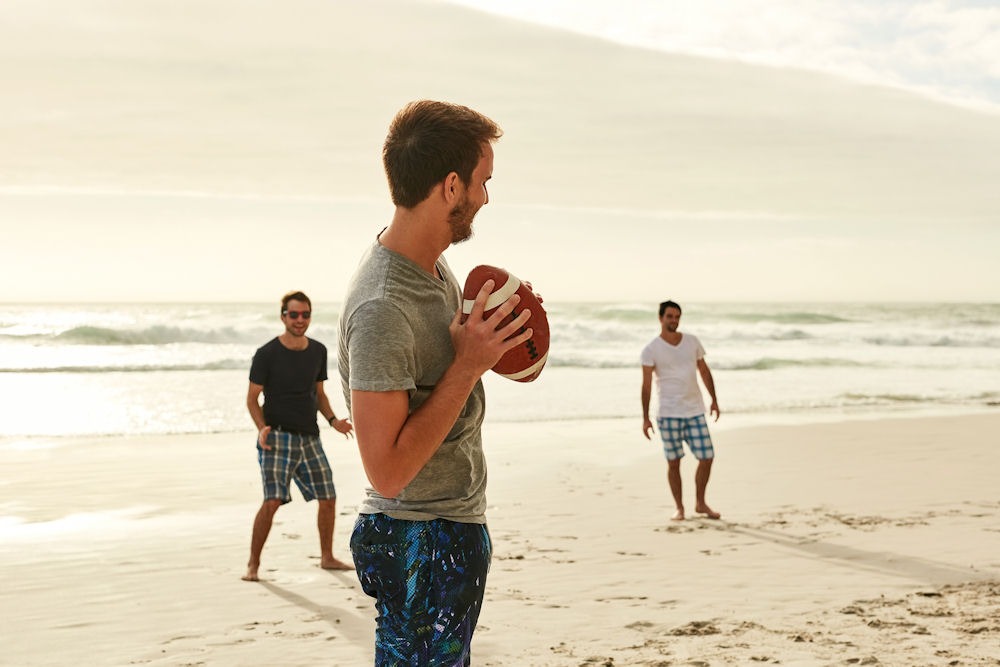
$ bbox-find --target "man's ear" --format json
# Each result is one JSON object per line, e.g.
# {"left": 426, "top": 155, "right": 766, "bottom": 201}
{"left": 442, "top": 172, "right": 461, "bottom": 203}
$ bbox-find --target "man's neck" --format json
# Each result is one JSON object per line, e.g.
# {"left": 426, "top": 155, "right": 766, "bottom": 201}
{"left": 660, "top": 330, "right": 682, "bottom": 344}
{"left": 379, "top": 209, "right": 449, "bottom": 276}
{"left": 278, "top": 332, "right": 308, "bottom": 350}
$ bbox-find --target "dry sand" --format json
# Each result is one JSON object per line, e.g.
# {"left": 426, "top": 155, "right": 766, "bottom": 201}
{"left": 2, "top": 412, "right": 998, "bottom": 666}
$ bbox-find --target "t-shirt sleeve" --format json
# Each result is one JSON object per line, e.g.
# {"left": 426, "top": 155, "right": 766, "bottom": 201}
{"left": 640, "top": 343, "right": 655, "bottom": 367}
{"left": 345, "top": 299, "right": 417, "bottom": 393}
{"left": 694, "top": 336, "right": 706, "bottom": 360}
{"left": 248, "top": 344, "right": 270, "bottom": 385}
{"left": 316, "top": 342, "right": 329, "bottom": 383}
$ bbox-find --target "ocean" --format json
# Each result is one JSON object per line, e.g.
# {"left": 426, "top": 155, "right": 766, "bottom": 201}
{"left": 1, "top": 301, "right": 997, "bottom": 439}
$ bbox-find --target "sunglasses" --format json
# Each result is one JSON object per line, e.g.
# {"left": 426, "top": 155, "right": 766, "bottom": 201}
{"left": 283, "top": 310, "right": 311, "bottom": 320}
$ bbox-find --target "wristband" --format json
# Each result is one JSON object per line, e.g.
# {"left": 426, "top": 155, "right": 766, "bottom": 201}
{"left": 327, "top": 415, "right": 336, "bottom": 426}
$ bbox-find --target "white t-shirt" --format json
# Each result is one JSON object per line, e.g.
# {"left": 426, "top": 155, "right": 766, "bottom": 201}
{"left": 640, "top": 334, "right": 706, "bottom": 418}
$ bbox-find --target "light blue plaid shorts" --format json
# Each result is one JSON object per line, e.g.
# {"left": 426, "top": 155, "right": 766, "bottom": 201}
{"left": 257, "top": 429, "right": 336, "bottom": 503}
{"left": 657, "top": 414, "right": 715, "bottom": 461}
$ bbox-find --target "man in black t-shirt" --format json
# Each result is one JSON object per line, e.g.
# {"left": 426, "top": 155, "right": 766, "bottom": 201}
{"left": 242, "top": 291, "right": 354, "bottom": 582}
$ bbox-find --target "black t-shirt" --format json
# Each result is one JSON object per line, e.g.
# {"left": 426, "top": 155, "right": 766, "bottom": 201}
{"left": 249, "top": 337, "right": 328, "bottom": 435}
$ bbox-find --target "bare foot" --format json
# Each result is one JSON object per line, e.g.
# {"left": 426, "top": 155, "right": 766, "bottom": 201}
{"left": 695, "top": 505, "right": 721, "bottom": 519}
{"left": 321, "top": 557, "right": 354, "bottom": 571}
{"left": 671, "top": 509, "right": 685, "bottom": 521}
{"left": 242, "top": 566, "right": 260, "bottom": 582}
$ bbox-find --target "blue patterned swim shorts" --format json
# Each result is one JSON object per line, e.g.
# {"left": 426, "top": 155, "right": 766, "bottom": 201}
{"left": 351, "top": 514, "right": 492, "bottom": 666}
{"left": 656, "top": 414, "right": 715, "bottom": 461}
{"left": 257, "top": 429, "right": 336, "bottom": 503}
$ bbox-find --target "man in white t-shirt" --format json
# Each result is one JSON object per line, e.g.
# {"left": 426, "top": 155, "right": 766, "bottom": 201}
{"left": 641, "top": 300, "right": 721, "bottom": 521}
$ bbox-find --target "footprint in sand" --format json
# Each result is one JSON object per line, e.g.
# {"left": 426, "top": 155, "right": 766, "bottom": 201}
{"left": 669, "top": 620, "right": 721, "bottom": 636}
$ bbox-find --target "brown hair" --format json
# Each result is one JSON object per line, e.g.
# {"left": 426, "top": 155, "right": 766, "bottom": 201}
{"left": 659, "top": 300, "right": 681, "bottom": 317}
{"left": 281, "top": 291, "right": 311, "bottom": 314}
{"left": 383, "top": 100, "right": 502, "bottom": 208}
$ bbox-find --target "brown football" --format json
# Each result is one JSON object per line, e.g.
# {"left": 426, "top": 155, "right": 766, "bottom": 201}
{"left": 461, "top": 265, "right": 549, "bottom": 382}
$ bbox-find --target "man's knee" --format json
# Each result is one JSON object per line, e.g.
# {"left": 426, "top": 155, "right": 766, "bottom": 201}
{"left": 261, "top": 498, "right": 282, "bottom": 514}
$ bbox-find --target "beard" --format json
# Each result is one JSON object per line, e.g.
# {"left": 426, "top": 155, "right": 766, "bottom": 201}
{"left": 447, "top": 194, "right": 479, "bottom": 244}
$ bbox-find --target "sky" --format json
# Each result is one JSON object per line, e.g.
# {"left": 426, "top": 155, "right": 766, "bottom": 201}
{"left": 448, "top": 0, "right": 1000, "bottom": 112}
{"left": 1, "top": 0, "right": 998, "bottom": 304}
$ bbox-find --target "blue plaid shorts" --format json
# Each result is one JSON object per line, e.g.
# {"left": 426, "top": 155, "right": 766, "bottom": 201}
{"left": 351, "top": 514, "right": 492, "bottom": 666}
{"left": 257, "top": 429, "right": 336, "bottom": 503}
{"left": 657, "top": 414, "right": 715, "bottom": 461}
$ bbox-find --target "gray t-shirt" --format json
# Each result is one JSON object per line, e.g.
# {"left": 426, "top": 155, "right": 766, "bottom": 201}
{"left": 338, "top": 242, "right": 487, "bottom": 523}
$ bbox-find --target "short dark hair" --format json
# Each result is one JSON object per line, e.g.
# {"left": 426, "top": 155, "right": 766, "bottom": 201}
{"left": 383, "top": 100, "right": 502, "bottom": 208}
{"left": 281, "top": 291, "right": 311, "bottom": 314}
{"left": 659, "top": 300, "right": 682, "bottom": 317}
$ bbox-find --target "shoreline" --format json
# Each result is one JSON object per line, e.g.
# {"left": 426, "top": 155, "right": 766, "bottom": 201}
{"left": 2, "top": 412, "right": 998, "bottom": 665}
{"left": 2, "top": 402, "right": 997, "bottom": 445}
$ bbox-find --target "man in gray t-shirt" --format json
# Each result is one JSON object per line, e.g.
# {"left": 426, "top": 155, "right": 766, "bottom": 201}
{"left": 338, "top": 100, "right": 534, "bottom": 666}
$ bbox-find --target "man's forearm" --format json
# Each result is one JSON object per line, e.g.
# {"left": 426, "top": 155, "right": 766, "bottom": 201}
{"left": 247, "top": 400, "right": 266, "bottom": 430}
{"left": 355, "top": 363, "right": 482, "bottom": 499}
{"left": 317, "top": 395, "right": 336, "bottom": 421}
{"left": 703, "top": 377, "right": 717, "bottom": 403}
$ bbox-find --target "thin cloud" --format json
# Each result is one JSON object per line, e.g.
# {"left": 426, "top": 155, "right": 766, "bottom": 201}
{"left": 446, "top": 0, "right": 1000, "bottom": 112}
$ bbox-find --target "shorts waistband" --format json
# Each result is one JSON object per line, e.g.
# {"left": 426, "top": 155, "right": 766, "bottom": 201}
{"left": 271, "top": 425, "right": 315, "bottom": 437}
